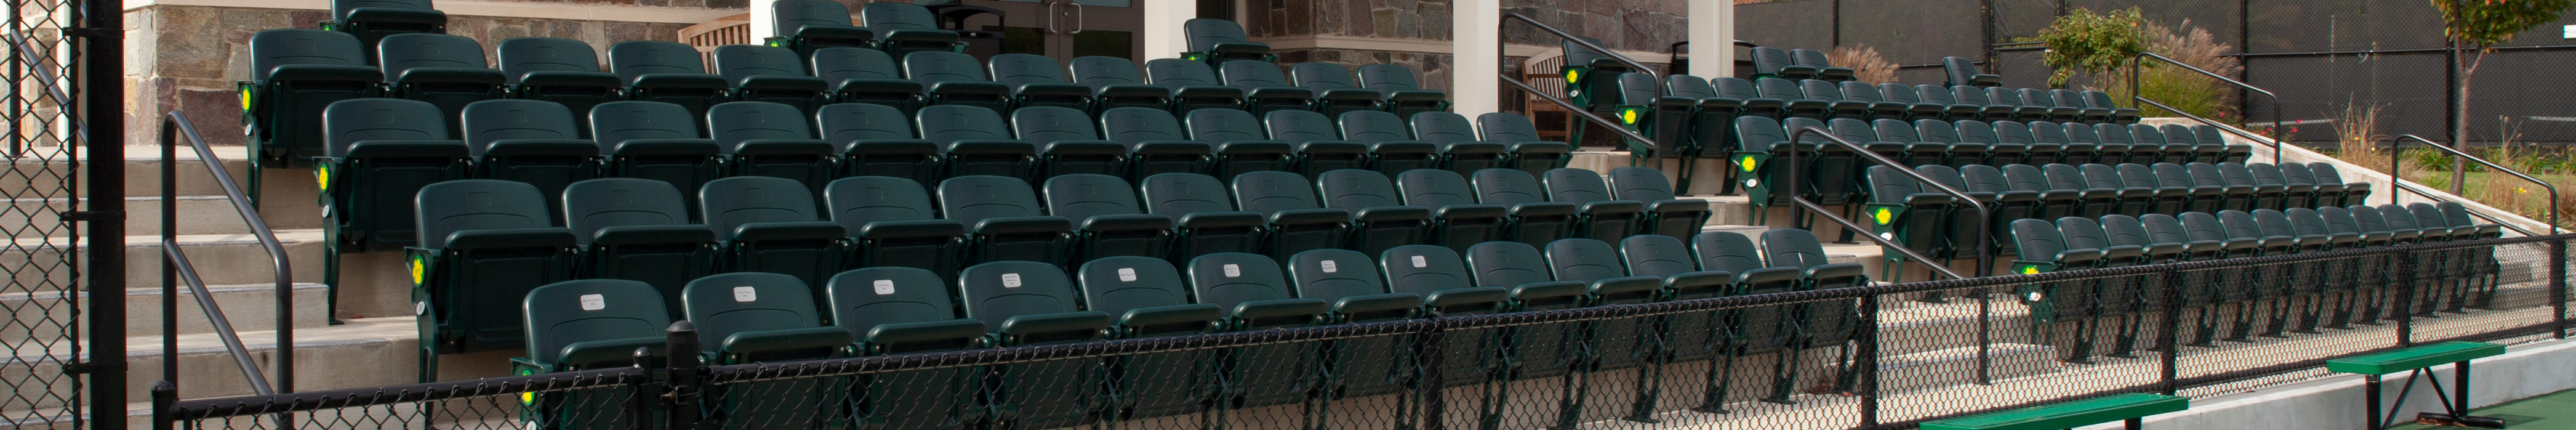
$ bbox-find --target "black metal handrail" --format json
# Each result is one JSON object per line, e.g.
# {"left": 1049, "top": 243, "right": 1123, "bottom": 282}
{"left": 2129, "top": 51, "right": 2284, "bottom": 161}
{"left": 1498, "top": 78, "right": 1658, "bottom": 149}
{"left": 6, "top": 30, "right": 84, "bottom": 148}
{"left": 1501, "top": 13, "right": 1659, "bottom": 80}
{"left": 2346, "top": 158, "right": 2538, "bottom": 237}
{"left": 2381, "top": 134, "right": 2561, "bottom": 235}
{"left": 161, "top": 243, "right": 272, "bottom": 396}
{"left": 161, "top": 111, "right": 295, "bottom": 396}
{"left": 1783, "top": 126, "right": 1991, "bottom": 280}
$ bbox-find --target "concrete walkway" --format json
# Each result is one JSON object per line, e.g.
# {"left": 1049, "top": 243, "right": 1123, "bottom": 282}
{"left": 2388, "top": 387, "right": 2576, "bottom": 429}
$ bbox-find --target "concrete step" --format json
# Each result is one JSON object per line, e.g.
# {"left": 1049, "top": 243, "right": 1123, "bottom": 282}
{"left": 1, "top": 195, "right": 323, "bottom": 238}
{"left": 1, "top": 317, "right": 510, "bottom": 408}
{"left": 0, "top": 283, "right": 327, "bottom": 343}
{"left": 0, "top": 147, "right": 316, "bottom": 205}
{"left": 0, "top": 400, "right": 151, "bottom": 430}
{"left": 1877, "top": 343, "right": 2062, "bottom": 394}
{"left": 0, "top": 230, "right": 412, "bottom": 320}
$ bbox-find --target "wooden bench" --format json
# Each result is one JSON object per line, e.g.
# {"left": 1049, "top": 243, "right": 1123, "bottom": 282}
{"left": 1920, "top": 392, "right": 2188, "bottom": 430}
{"left": 2327, "top": 341, "right": 2508, "bottom": 430}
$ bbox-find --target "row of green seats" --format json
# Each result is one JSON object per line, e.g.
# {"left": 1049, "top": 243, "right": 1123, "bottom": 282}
{"left": 1863, "top": 161, "right": 2378, "bottom": 273}
{"left": 2009, "top": 203, "right": 2500, "bottom": 362}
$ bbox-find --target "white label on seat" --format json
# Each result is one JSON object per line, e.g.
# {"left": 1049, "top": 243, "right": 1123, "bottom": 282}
{"left": 1320, "top": 260, "right": 1338, "bottom": 273}
{"left": 873, "top": 280, "right": 896, "bottom": 295}
{"left": 1223, "top": 264, "right": 1241, "bottom": 277}
{"left": 1746, "top": 179, "right": 1759, "bottom": 187}
{"left": 733, "top": 286, "right": 758, "bottom": 302}
{"left": 2027, "top": 292, "right": 2045, "bottom": 301}
{"left": 414, "top": 301, "right": 426, "bottom": 315}
{"left": 1118, "top": 267, "right": 1137, "bottom": 282}
{"left": 1411, "top": 256, "right": 1427, "bottom": 267}
{"left": 1003, "top": 273, "right": 1022, "bottom": 288}
{"left": 579, "top": 294, "right": 604, "bottom": 311}
{"left": 2565, "top": 24, "right": 2574, "bottom": 39}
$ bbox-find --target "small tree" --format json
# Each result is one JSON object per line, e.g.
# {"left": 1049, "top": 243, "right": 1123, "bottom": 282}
{"left": 2432, "top": 0, "right": 2574, "bottom": 191}
{"left": 2032, "top": 7, "right": 2149, "bottom": 88}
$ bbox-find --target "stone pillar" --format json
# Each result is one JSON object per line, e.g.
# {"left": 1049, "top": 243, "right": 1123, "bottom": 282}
{"left": 1453, "top": 0, "right": 1501, "bottom": 118}
{"left": 1142, "top": 1, "right": 1196, "bottom": 60}
{"left": 1689, "top": 0, "right": 1733, "bottom": 79}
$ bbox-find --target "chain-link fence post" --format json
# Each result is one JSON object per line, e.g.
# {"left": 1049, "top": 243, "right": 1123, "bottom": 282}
{"left": 630, "top": 347, "right": 663, "bottom": 429}
{"left": 2554, "top": 237, "right": 2567, "bottom": 339}
{"left": 1858, "top": 294, "right": 1880, "bottom": 429}
{"left": 79, "top": 0, "right": 130, "bottom": 424}
{"left": 2397, "top": 248, "right": 2418, "bottom": 347}
{"left": 151, "top": 381, "right": 175, "bottom": 430}
{"left": 1418, "top": 312, "right": 1447, "bottom": 430}
{"left": 664, "top": 322, "right": 705, "bottom": 430}
{"left": 2158, "top": 267, "right": 2186, "bottom": 395}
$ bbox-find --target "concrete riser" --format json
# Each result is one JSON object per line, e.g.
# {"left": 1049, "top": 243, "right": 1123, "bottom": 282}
{"left": 2, "top": 195, "right": 323, "bottom": 238}
{"left": 2, "top": 338, "right": 516, "bottom": 408}
{"left": 2, "top": 156, "right": 316, "bottom": 201}
{"left": 0, "top": 283, "right": 327, "bottom": 343}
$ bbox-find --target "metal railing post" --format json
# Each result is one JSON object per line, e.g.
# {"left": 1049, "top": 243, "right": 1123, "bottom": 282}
{"left": 664, "top": 322, "right": 704, "bottom": 430}
{"left": 163, "top": 112, "right": 297, "bottom": 394}
{"left": 2158, "top": 268, "right": 2186, "bottom": 395}
{"left": 2379, "top": 134, "right": 2560, "bottom": 235}
{"left": 1857, "top": 293, "right": 1881, "bottom": 428}
{"left": 151, "top": 381, "right": 176, "bottom": 430}
{"left": 1784, "top": 125, "right": 1989, "bottom": 280}
{"left": 1419, "top": 312, "right": 1448, "bottom": 430}
{"left": 2555, "top": 238, "right": 2568, "bottom": 339}
{"left": 2396, "top": 249, "right": 2418, "bottom": 347}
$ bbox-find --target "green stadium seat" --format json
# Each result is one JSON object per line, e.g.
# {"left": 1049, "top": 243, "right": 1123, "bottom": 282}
{"left": 1607, "top": 167, "right": 1714, "bottom": 238}
{"left": 1560, "top": 36, "right": 1634, "bottom": 116}
{"left": 1069, "top": 56, "right": 1176, "bottom": 113}
{"left": 1183, "top": 253, "right": 1329, "bottom": 408}
{"left": 1914, "top": 120, "right": 1978, "bottom": 167}
{"left": 2124, "top": 125, "right": 2173, "bottom": 164}
{"left": 2026, "top": 89, "right": 2082, "bottom": 123}
{"left": 1996, "top": 121, "right": 2055, "bottom": 166}
{"left": 376, "top": 33, "right": 505, "bottom": 137}
{"left": 706, "top": 102, "right": 836, "bottom": 189}
{"left": 987, "top": 54, "right": 1097, "bottom": 112}
{"left": 1999, "top": 88, "right": 2056, "bottom": 123}
{"left": 2063, "top": 216, "right": 2151, "bottom": 358}
{"left": 1962, "top": 165, "right": 2028, "bottom": 255}
{"left": 1070, "top": 256, "right": 1223, "bottom": 420}
{"left": 1289, "top": 62, "right": 1388, "bottom": 116}
{"left": 457, "top": 100, "right": 598, "bottom": 219}
{"left": 411, "top": 180, "right": 577, "bottom": 379}
{"left": 1950, "top": 86, "right": 2016, "bottom": 122}
{"left": 1139, "top": 172, "right": 1266, "bottom": 259}
{"left": 918, "top": 105, "right": 1039, "bottom": 179}
{"left": 1863, "top": 165, "right": 1954, "bottom": 282}
{"left": 2287, "top": 207, "right": 2360, "bottom": 328}
{"left": 1789, "top": 117, "right": 1864, "bottom": 208}
{"left": 1912, "top": 84, "right": 1978, "bottom": 121}
{"left": 589, "top": 101, "right": 724, "bottom": 213}
{"left": 2215, "top": 209, "right": 2291, "bottom": 340}
{"left": 2193, "top": 125, "right": 2250, "bottom": 163}
{"left": 1409, "top": 112, "right": 1509, "bottom": 175}
{"left": 2179, "top": 162, "right": 2242, "bottom": 213}
{"left": 1732, "top": 116, "right": 1801, "bottom": 218}
{"left": 1871, "top": 118, "right": 1946, "bottom": 167}
{"left": 1181, "top": 18, "right": 1275, "bottom": 65}
{"left": 1919, "top": 165, "right": 1993, "bottom": 262}
{"left": 1220, "top": 60, "right": 1320, "bottom": 115}
{"left": 2125, "top": 163, "right": 2188, "bottom": 215}
{"left": 1753, "top": 78, "right": 1821, "bottom": 119}
{"left": 325, "top": 0, "right": 444, "bottom": 63}
{"left": 1613, "top": 72, "right": 1696, "bottom": 161}
{"left": 1828, "top": 118, "right": 1904, "bottom": 181}
{"left": 1230, "top": 171, "right": 1355, "bottom": 257}
{"left": 1789, "top": 48, "right": 1855, "bottom": 82}
{"left": 513, "top": 279, "right": 666, "bottom": 430}
{"left": 2082, "top": 91, "right": 2140, "bottom": 124}
{"left": 2007, "top": 218, "right": 2105, "bottom": 354}
{"left": 2084, "top": 163, "right": 2154, "bottom": 216}
{"left": 2438, "top": 202, "right": 2503, "bottom": 309}
{"left": 1838, "top": 81, "right": 1910, "bottom": 120}
{"left": 2111, "top": 124, "right": 2165, "bottom": 164}
{"left": 1799, "top": 79, "right": 1871, "bottom": 120}
{"left": 241, "top": 30, "right": 380, "bottom": 175}
{"left": 937, "top": 175, "right": 1076, "bottom": 267}
{"left": 2223, "top": 162, "right": 2282, "bottom": 211}
{"left": 2053, "top": 89, "right": 2109, "bottom": 124}
{"left": 822, "top": 267, "right": 988, "bottom": 429}
{"left": 1263, "top": 110, "right": 1372, "bottom": 177}
{"left": 2311, "top": 163, "right": 2372, "bottom": 208}
{"left": 809, "top": 47, "right": 925, "bottom": 113}
{"left": 2407, "top": 203, "right": 2468, "bottom": 314}
{"left": 1358, "top": 64, "right": 1450, "bottom": 117}
{"left": 1465, "top": 241, "right": 1591, "bottom": 392}
{"left": 904, "top": 51, "right": 1013, "bottom": 111}
{"left": 1379, "top": 245, "right": 1510, "bottom": 316}
{"left": 1394, "top": 169, "right": 1511, "bottom": 251}
{"left": 1941, "top": 57, "right": 2000, "bottom": 87}
{"left": 2247, "top": 163, "right": 2302, "bottom": 210}
{"left": 2064, "top": 124, "right": 2108, "bottom": 164}
{"left": 1182, "top": 108, "right": 1296, "bottom": 178}
{"left": 1728, "top": 77, "right": 1787, "bottom": 120}
{"left": 1285, "top": 248, "right": 1423, "bottom": 409}
{"left": 1097, "top": 107, "right": 1214, "bottom": 179}
{"left": 680, "top": 273, "right": 851, "bottom": 364}
{"left": 1315, "top": 169, "right": 1434, "bottom": 256}
{"left": 857, "top": 2, "right": 965, "bottom": 57}
{"left": 1541, "top": 238, "right": 1666, "bottom": 425}
{"left": 318, "top": 99, "right": 473, "bottom": 253}
{"left": 955, "top": 261, "right": 1113, "bottom": 429}
{"left": 711, "top": 45, "right": 829, "bottom": 113}
{"left": 494, "top": 38, "right": 620, "bottom": 134}
{"left": 2005, "top": 164, "right": 2079, "bottom": 221}
{"left": 2285, "top": 163, "right": 2336, "bottom": 209}
{"left": 2161, "top": 125, "right": 2215, "bottom": 163}
{"left": 1959, "top": 120, "right": 2022, "bottom": 166}
{"left": 2317, "top": 207, "right": 2388, "bottom": 328}
{"left": 2257, "top": 208, "right": 2331, "bottom": 334}
{"left": 1041, "top": 174, "right": 1177, "bottom": 261}
{"left": 1336, "top": 110, "right": 1442, "bottom": 176}
{"left": 763, "top": 0, "right": 875, "bottom": 58}
{"left": 1011, "top": 106, "right": 1131, "bottom": 179}
{"left": 1540, "top": 168, "right": 1648, "bottom": 243}
{"left": 1143, "top": 59, "right": 1250, "bottom": 113}
{"left": 1685, "top": 230, "right": 1805, "bottom": 410}
{"left": 1749, "top": 47, "right": 1807, "bottom": 80}
{"left": 1755, "top": 228, "right": 1866, "bottom": 397}
{"left": 2143, "top": 213, "right": 2226, "bottom": 346}
{"left": 1617, "top": 233, "right": 1736, "bottom": 338}
{"left": 2101, "top": 214, "right": 2184, "bottom": 264}
{"left": 814, "top": 103, "right": 941, "bottom": 185}
{"left": 1476, "top": 113, "right": 1575, "bottom": 176}
{"left": 700, "top": 176, "right": 849, "bottom": 285}
{"left": 1667, "top": 75, "right": 1744, "bottom": 159}
{"left": 1471, "top": 168, "right": 1583, "bottom": 247}
{"left": 563, "top": 179, "right": 717, "bottom": 309}
{"left": 606, "top": 41, "right": 731, "bottom": 121}
{"left": 2045, "top": 163, "right": 2116, "bottom": 219}
{"left": 822, "top": 176, "right": 966, "bottom": 274}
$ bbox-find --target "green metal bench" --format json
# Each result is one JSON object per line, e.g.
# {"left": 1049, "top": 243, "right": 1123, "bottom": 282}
{"left": 1920, "top": 393, "right": 2188, "bottom": 430}
{"left": 2327, "top": 341, "right": 2507, "bottom": 430}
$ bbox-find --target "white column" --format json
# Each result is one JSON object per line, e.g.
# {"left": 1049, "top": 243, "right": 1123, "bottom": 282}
{"left": 750, "top": 0, "right": 779, "bottom": 41}
{"left": 1453, "top": 0, "right": 1502, "bottom": 118}
{"left": 1142, "top": 1, "right": 1198, "bottom": 60}
{"left": 1688, "top": 0, "right": 1734, "bottom": 78}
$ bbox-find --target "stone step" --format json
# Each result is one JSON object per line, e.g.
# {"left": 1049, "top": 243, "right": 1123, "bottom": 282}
{"left": 0, "top": 195, "right": 322, "bottom": 238}
{"left": 0, "top": 283, "right": 327, "bottom": 343}
{"left": 0, "top": 230, "right": 414, "bottom": 321}
{"left": 2, "top": 317, "right": 511, "bottom": 408}
{"left": 0, "top": 147, "right": 318, "bottom": 207}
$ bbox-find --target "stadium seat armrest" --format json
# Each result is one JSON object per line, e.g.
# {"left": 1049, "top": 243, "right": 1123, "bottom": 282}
{"left": 591, "top": 224, "right": 718, "bottom": 246}
{"left": 630, "top": 73, "right": 731, "bottom": 89}
{"left": 265, "top": 64, "right": 384, "bottom": 83}
{"left": 484, "top": 139, "right": 600, "bottom": 158}
{"left": 1507, "top": 281, "right": 1590, "bottom": 307}
{"left": 2101, "top": 245, "right": 2146, "bottom": 263}
{"left": 1664, "top": 270, "right": 1735, "bottom": 299}
{"left": 1267, "top": 208, "right": 1353, "bottom": 225}
{"left": 347, "top": 140, "right": 470, "bottom": 158}
{"left": 1330, "top": 293, "right": 1426, "bottom": 322}
{"left": 731, "top": 139, "right": 835, "bottom": 155}
{"left": 1040, "top": 140, "right": 1128, "bottom": 155}
{"left": 1079, "top": 214, "right": 1176, "bottom": 232}
{"left": 1352, "top": 206, "right": 1433, "bottom": 223}
{"left": 925, "top": 80, "right": 1010, "bottom": 95}
{"left": 1177, "top": 211, "right": 1267, "bottom": 229}
{"left": 855, "top": 219, "right": 968, "bottom": 239}
{"left": 443, "top": 227, "right": 577, "bottom": 250}
{"left": 516, "top": 70, "right": 622, "bottom": 89}
{"left": 997, "top": 311, "right": 1115, "bottom": 340}
{"left": 971, "top": 216, "right": 1076, "bottom": 235}
{"left": 1213, "top": 140, "right": 1293, "bottom": 155}
{"left": 1803, "top": 262, "right": 1868, "bottom": 283}
{"left": 1208, "top": 41, "right": 1272, "bottom": 54}
{"left": 719, "top": 327, "right": 856, "bottom": 356}
{"left": 863, "top": 319, "right": 989, "bottom": 352}
{"left": 1589, "top": 276, "right": 1667, "bottom": 302}
{"left": 1229, "top": 298, "right": 1330, "bottom": 328}
{"left": 845, "top": 139, "right": 941, "bottom": 155}
{"left": 1902, "top": 193, "right": 1954, "bottom": 206}
{"left": 1431, "top": 204, "right": 1509, "bottom": 221}
{"left": 1736, "top": 266, "right": 1805, "bottom": 285}
{"left": 1647, "top": 198, "right": 1710, "bottom": 215}
{"left": 1507, "top": 201, "right": 1581, "bottom": 218}
{"left": 1115, "top": 304, "right": 1226, "bottom": 337}
{"left": 1422, "top": 287, "right": 1509, "bottom": 315}
{"left": 2145, "top": 243, "right": 2186, "bottom": 261}
{"left": 730, "top": 221, "right": 849, "bottom": 242}
{"left": 2050, "top": 249, "right": 2104, "bottom": 268}
{"left": 612, "top": 139, "right": 721, "bottom": 156}
{"left": 555, "top": 337, "right": 665, "bottom": 370}
{"left": 393, "top": 67, "right": 505, "bottom": 85}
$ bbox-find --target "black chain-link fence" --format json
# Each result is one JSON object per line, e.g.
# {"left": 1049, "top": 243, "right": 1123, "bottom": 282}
{"left": 1734, "top": 0, "right": 2576, "bottom": 147}
{"left": 1, "top": 0, "right": 91, "bottom": 426}
{"left": 158, "top": 235, "right": 2572, "bottom": 429}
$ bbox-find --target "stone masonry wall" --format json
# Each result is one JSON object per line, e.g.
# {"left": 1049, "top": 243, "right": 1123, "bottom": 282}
{"left": 124, "top": 4, "right": 709, "bottom": 146}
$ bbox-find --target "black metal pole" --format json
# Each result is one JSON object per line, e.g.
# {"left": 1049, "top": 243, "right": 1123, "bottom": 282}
{"left": 2453, "top": 361, "right": 2472, "bottom": 417}
{"left": 2554, "top": 238, "right": 2567, "bottom": 339}
{"left": 82, "top": 0, "right": 128, "bottom": 423}
{"left": 2365, "top": 374, "right": 2386, "bottom": 430}
{"left": 151, "top": 381, "right": 175, "bottom": 430}
{"left": 2397, "top": 249, "right": 2418, "bottom": 347}
{"left": 1420, "top": 312, "right": 1448, "bottom": 430}
{"left": 664, "top": 322, "right": 703, "bottom": 430}
{"left": 2159, "top": 268, "right": 2185, "bottom": 395}
{"left": 1858, "top": 294, "right": 1881, "bottom": 428}
{"left": 160, "top": 116, "right": 179, "bottom": 392}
